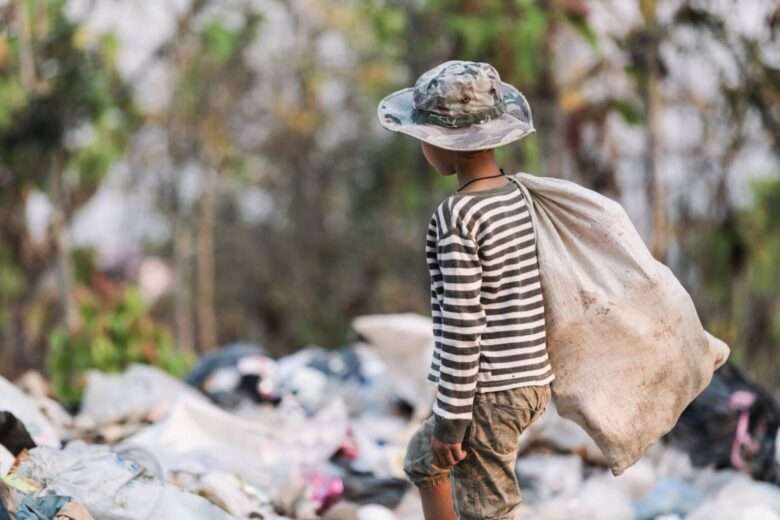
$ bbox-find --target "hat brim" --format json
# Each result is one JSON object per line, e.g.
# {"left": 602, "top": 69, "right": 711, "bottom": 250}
{"left": 376, "top": 82, "right": 535, "bottom": 151}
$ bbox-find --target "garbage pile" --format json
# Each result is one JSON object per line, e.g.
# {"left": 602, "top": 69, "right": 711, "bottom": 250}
{"left": 1, "top": 313, "right": 779, "bottom": 519}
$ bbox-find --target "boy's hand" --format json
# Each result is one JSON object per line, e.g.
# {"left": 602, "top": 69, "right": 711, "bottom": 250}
{"left": 431, "top": 437, "right": 466, "bottom": 468}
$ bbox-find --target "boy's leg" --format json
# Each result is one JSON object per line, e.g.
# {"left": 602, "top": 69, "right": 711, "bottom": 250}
{"left": 420, "top": 480, "right": 457, "bottom": 520}
{"left": 451, "top": 384, "right": 551, "bottom": 520}
{"left": 403, "top": 415, "right": 456, "bottom": 520}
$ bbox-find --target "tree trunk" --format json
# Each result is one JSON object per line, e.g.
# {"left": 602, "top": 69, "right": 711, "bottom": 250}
{"left": 14, "top": 0, "right": 36, "bottom": 89}
{"left": 50, "top": 156, "right": 79, "bottom": 332}
{"left": 641, "top": 0, "right": 667, "bottom": 260}
{"left": 196, "top": 166, "right": 217, "bottom": 352}
{"left": 172, "top": 195, "right": 195, "bottom": 356}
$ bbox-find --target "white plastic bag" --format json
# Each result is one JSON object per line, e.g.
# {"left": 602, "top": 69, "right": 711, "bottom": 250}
{"left": 509, "top": 173, "right": 729, "bottom": 475}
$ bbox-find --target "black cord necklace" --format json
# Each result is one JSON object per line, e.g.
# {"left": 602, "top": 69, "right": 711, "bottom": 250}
{"left": 456, "top": 168, "right": 508, "bottom": 193}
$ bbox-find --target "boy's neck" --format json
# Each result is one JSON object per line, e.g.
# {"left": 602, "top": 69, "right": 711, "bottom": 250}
{"left": 454, "top": 154, "right": 506, "bottom": 193}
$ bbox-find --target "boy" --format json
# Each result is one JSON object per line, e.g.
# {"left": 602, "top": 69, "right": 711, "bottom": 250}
{"left": 377, "top": 60, "right": 554, "bottom": 520}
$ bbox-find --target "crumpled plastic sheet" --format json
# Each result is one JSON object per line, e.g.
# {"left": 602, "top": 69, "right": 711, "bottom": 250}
{"left": 77, "top": 364, "right": 206, "bottom": 427}
{"left": 528, "top": 473, "right": 635, "bottom": 520}
{"left": 0, "top": 446, "right": 14, "bottom": 477}
{"left": 516, "top": 454, "right": 583, "bottom": 502}
{"left": 14, "top": 372, "right": 73, "bottom": 441}
{"left": 685, "top": 473, "right": 780, "bottom": 520}
{"left": 0, "top": 377, "right": 59, "bottom": 448}
{"left": 122, "top": 393, "right": 349, "bottom": 499}
{"left": 10, "top": 442, "right": 234, "bottom": 520}
{"left": 348, "top": 415, "right": 410, "bottom": 479}
{"left": 171, "top": 470, "right": 285, "bottom": 519}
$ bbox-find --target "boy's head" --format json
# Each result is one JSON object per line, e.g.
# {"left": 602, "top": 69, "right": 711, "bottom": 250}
{"left": 377, "top": 60, "right": 534, "bottom": 153}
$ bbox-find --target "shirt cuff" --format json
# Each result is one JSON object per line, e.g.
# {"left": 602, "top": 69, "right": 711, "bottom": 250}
{"left": 433, "top": 415, "right": 470, "bottom": 444}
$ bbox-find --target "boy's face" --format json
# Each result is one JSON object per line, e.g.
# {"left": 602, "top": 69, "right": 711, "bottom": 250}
{"left": 421, "top": 142, "right": 457, "bottom": 176}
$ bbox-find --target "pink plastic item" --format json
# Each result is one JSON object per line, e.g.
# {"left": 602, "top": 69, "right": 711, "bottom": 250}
{"left": 729, "top": 390, "right": 760, "bottom": 472}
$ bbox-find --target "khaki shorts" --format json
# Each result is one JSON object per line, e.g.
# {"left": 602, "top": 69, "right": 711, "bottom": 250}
{"left": 403, "top": 384, "right": 551, "bottom": 520}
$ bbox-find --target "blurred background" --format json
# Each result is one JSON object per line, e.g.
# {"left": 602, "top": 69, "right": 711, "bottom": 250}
{"left": 0, "top": 0, "right": 778, "bottom": 402}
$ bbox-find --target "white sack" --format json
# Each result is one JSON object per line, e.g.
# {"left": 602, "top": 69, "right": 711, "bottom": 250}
{"left": 510, "top": 173, "right": 729, "bottom": 475}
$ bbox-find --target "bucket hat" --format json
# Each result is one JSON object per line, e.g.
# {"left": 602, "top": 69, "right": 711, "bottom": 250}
{"left": 377, "top": 60, "right": 534, "bottom": 151}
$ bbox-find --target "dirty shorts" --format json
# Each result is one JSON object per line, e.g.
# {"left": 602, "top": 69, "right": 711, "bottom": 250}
{"left": 404, "top": 384, "right": 552, "bottom": 520}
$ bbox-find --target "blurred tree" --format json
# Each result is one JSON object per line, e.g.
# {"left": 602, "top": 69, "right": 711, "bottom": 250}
{"left": 638, "top": 0, "right": 667, "bottom": 260}
{"left": 178, "top": 11, "right": 260, "bottom": 354}
{"left": 0, "top": 0, "right": 135, "bottom": 375}
{"left": 0, "top": 0, "right": 777, "bottom": 392}
{"left": 673, "top": 2, "right": 780, "bottom": 388}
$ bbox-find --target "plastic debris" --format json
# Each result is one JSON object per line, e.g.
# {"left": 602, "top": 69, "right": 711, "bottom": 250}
{"left": 54, "top": 501, "right": 93, "bottom": 519}
{"left": 518, "top": 402, "right": 606, "bottom": 465}
{"left": 351, "top": 314, "right": 436, "bottom": 418}
{"left": 123, "top": 393, "right": 348, "bottom": 501}
{"left": 0, "top": 377, "right": 59, "bottom": 448}
{"left": 633, "top": 478, "right": 705, "bottom": 520}
{"left": 17, "top": 495, "right": 70, "bottom": 520}
{"left": 0, "top": 413, "right": 36, "bottom": 456}
{"left": 172, "top": 470, "right": 281, "bottom": 519}
{"left": 686, "top": 473, "right": 780, "bottom": 519}
{"left": 516, "top": 454, "right": 583, "bottom": 502}
{"left": 0, "top": 322, "right": 776, "bottom": 520}
{"left": 664, "top": 361, "right": 780, "bottom": 484}
{"left": 185, "top": 343, "right": 282, "bottom": 408}
{"left": 6, "top": 442, "right": 234, "bottom": 520}
{"left": 529, "top": 473, "right": 635, "bottom": 520}
{"left": 77, "top": 364, "right": 206, "bottom": 428}
{"left": 0, "top": 446, "right": 14, "bottom": 477}
{"left": 185, "top": 342, "right": 265, "bottom": 388}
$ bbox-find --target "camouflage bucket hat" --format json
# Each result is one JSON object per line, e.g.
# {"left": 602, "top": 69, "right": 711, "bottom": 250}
{"left": 377, "top": 60, "right": 534, "bottom": 151}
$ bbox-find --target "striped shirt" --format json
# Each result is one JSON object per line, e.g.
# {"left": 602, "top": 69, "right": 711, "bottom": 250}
{"left": 426, "top": 175, "right": 555, "bottom": 443}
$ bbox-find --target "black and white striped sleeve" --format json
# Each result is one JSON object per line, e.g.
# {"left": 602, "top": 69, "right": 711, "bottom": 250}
{"left": 432, "top": 229, "right": 487, "bottom": 443}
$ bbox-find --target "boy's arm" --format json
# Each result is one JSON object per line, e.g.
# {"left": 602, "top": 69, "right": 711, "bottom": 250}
{"left": 432, "top": 230, "right": 486, "bottom": 444}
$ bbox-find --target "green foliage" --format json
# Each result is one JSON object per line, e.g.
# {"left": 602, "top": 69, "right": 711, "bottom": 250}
{"left": 609, "top": 98, "right": 644, "bottom": 125}
{"left": 0, "top": 0, "right": 137, "bottom": 367}
{"left": 371, "top": 5, "right": 406, "bottom": 43}
{"left": 48, "top": 286, "right": 192, "bottom": 405}
{"left": 447, "top": 14, "right": 507, "bottom": 58}
{"left": 510, "top": 1, "right": 549, "bottom": 84}
{"left": 688, "top": 174, "right": 780, "bottom": 386}
{"left": 0, "top": 76, "right": 26, "bottom": 131}
{"left": 0, "top": 3, "right": 135, "bottom": 193}
{"left": 741, "top": 177, "right": 780, "bottom": 298}
{"left": 565, "top": 12, "right": 598, "bottom": 50}
{"left": 202, "top": 20, "right": 242, "bottom": 62}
